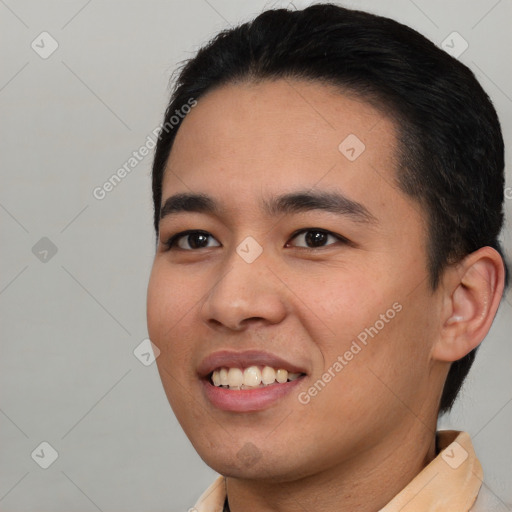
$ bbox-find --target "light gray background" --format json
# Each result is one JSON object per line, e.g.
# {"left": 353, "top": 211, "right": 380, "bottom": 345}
{"left": 1, "top": 0, "right": 511, "bottom": 510}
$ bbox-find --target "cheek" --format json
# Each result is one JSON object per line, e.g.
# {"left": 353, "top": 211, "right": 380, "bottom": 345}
{"left": 318, "top": 296, "right": 436, "bottom": 418}
{"left": 146, "top": 265, "right": 169, "bottom": 343}
{"left": 147, "top": 263, "right": 199, "bottom": 420}
{"left": 301, "top": 311, "right": 409, "bottom": 445}
{"left": 295, "top": 268, "right": 386, "bottom": 340}
{"left": 298, "top": 267, "right": 432, "bottom": 401}
{"left": 146, "top": 262, "right": 198, "bottom": 374}
{"left": 147, "top": 261, "right": 194, "bottom": 334}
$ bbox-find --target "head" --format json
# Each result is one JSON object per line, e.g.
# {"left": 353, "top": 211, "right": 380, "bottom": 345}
{"left": 147, "top": 4, "right": 507, "bottom": 480}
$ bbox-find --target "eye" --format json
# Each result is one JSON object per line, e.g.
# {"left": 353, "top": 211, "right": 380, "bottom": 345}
{"left": 162, "top": 230, "right": 221, "bottom": 251}
{"left": 286, "top": 228, "right": 349, "bottom": 249}
{"left": 162, "top": 228, "right": 350, "bottom": 252}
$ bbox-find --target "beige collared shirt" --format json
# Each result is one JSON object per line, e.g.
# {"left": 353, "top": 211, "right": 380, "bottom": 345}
{"left": 192, "top": 430, "right": 507, "bottom": 512}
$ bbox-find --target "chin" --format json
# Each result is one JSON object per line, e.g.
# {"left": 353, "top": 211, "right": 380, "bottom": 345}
{"left": 197, "top": 444, "right": 313, "bottom": 483}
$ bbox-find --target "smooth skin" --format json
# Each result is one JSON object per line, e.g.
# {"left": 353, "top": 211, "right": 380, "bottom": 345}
{"left": 146, "top": 79, "right": 504, "bottom": 512}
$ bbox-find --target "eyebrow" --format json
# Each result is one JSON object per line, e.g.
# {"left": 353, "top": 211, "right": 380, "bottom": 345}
{"left": 159, "top": 190, "right": 377, "bottom": 224}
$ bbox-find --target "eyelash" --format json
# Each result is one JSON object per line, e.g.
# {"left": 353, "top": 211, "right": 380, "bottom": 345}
{"left": 162, "top": 228, "right": 351, "bottom": 252}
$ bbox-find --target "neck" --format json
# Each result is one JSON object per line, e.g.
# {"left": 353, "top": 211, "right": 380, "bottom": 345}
{"left": 225, "top": 423, "right": 438, "bottom": 512}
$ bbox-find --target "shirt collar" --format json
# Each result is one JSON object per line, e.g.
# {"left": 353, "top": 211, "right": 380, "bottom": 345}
{"left": 378, "top": 430, "right": 482, "bottom": 511}
{"left": 193, "top": 430, "right": 483, "bottom": 512}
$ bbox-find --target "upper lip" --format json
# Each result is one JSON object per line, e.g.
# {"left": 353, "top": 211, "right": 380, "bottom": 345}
{"left": 197, "top": 350, "right": 308, "bottom": 379}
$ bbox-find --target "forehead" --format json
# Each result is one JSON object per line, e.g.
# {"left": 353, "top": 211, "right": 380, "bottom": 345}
{"left": 163, "top": 79, "right": 400, "bottom": 212}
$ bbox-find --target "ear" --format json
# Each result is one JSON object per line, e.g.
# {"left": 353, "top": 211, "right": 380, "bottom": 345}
{"left": 432, "top": 246, "right": 505, "bottom": 362}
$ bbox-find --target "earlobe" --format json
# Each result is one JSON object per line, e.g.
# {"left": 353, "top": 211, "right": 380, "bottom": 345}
{"left": 432, "top": 247, "right": 505, "bottom": 362}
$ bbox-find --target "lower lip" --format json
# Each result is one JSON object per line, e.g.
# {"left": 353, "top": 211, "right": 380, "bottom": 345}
{"left": 202, "top": 377, "right": 305, "bottom": 412}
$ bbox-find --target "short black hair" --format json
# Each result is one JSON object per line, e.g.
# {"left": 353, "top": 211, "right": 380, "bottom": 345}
{"left": 151, "top": 3, "right": 508, "bottom": 414}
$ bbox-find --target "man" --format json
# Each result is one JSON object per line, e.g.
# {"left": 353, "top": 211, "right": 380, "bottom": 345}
{"left": 146, "top": 3, "right": 509, "bottom": 510}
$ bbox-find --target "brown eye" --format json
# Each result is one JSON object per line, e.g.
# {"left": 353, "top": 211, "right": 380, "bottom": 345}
{"left": 287, "top": 229, "right": 348, "bottom": 249}
{"left": 164, "top": 230, "right": 221, "bottom": 251}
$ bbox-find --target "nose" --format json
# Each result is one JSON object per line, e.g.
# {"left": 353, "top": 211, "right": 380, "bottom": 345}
{"left": 200, "top": 244, "right": 288, "bottom": 332}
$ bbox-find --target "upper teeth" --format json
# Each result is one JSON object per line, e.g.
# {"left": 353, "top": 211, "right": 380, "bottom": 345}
{"left": 211, "top": 366, "right": 302, "bottom": 389}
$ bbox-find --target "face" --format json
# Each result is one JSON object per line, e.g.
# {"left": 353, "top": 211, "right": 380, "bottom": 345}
{"left": 147, "top": 79, "right": 446, "bottom": 481}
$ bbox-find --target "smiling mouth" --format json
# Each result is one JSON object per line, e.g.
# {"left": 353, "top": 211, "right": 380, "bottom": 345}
{"left": 209, "top": 365, "right": 306, "bottom": 390}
